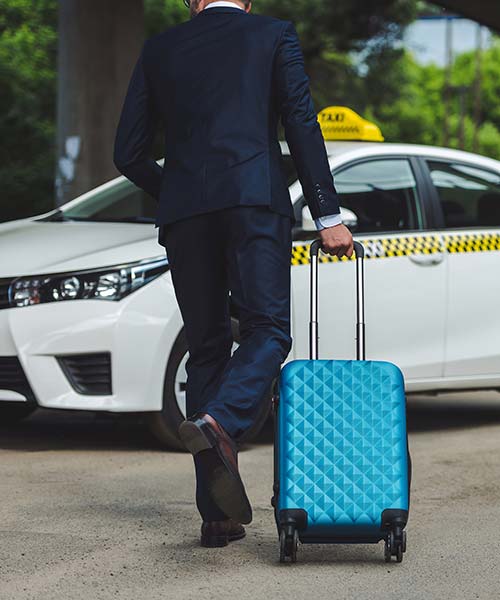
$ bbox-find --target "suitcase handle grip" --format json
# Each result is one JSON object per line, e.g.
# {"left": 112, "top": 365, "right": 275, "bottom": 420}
{"left": 309, "top": 239, "right": 365, "bottom": 361}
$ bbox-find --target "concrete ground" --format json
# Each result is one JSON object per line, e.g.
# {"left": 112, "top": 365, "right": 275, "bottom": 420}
{"left": 1, "top": 392, "right": 500, "bottom": 600}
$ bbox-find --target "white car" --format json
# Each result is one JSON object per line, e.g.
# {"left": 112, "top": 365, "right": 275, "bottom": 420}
{"left": 2, "top": 108, "right": 500, "bottom": 449}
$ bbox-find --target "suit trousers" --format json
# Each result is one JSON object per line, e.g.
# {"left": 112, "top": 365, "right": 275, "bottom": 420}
{"left": 160, "top": 205, "right": 293, "bottom": 521}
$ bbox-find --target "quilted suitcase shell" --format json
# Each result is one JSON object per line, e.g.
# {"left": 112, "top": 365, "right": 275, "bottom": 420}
{"left": 277, "top": 358, "right": 409, "bottom": 541}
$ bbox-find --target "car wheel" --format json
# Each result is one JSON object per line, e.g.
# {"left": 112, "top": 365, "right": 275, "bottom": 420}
{"left": 147, "top": 318, "right": 272, "bottom": 450}
{"left": 0, "top": 402, "right": 37, "bottom": 425}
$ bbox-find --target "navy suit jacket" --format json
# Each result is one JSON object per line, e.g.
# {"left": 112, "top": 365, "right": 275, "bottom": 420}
{"left": 113, "top": 6, "right": 341, "bottom": 227}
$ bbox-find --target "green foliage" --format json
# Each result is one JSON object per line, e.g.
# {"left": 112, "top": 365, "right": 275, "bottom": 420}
{"left": 145, "top": 0, "right": 185, "bottom": 35}
{"left": 0, "top": 0, "right": 57, "bottom": 221}
{"left": 477, "top": 121, "right": 500, "bottom": 158}
{"left": 363, "top": 36, "right": 500, "bottom": 160}
{"left": 252, "top": 0, "right": 417, "bottom": 55}
{"left": 453, "top": 39, "right": 500, "bottom": 128}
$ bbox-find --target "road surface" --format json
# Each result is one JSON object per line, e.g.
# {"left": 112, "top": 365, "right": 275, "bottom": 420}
{"left": 1, "top": 392, "right": 500, "bottom": 599}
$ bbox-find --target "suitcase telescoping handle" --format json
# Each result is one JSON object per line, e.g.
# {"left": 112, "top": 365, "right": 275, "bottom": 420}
{"left": 309, "top": 239, "right": 365, "bottom": 361}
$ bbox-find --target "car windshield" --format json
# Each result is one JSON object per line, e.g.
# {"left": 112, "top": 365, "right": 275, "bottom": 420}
{"left": 41, "top": 179, "right": 157, "bottom": 223}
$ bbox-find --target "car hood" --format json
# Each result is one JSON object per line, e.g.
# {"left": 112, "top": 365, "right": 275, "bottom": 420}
{"left": 0, "top": 218, "right": 166, "bottom": 277}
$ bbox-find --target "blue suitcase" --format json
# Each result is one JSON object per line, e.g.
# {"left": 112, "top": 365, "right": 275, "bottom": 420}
{"left": 272, "top": 240, "right": 411, "bottom": 563}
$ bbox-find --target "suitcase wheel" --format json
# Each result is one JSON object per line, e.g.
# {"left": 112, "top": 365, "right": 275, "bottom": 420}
{"left": 384, "top": 528, "right": 406, "bottom": 563}
{"left": 279, "top": 527, "right": 298, "bottom": 563}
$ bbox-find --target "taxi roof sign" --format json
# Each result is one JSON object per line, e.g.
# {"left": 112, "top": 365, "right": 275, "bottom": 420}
{"left": 318, "top": 106, "right": 384, "bottom": 142}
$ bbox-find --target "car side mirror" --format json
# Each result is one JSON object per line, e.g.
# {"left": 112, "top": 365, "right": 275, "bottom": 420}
{"left": 301, "top": 205, "right": 359, "bottom": 231}
{"left": 340, "top": 207, "right": 358, "bottom": 230}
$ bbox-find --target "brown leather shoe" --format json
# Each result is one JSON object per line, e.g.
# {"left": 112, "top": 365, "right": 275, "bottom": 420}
{"left": 178, "top": 413, "right": 253, "bottom": 524}
{"left": 200, "top": 519, "right": 246, "bottom": 548}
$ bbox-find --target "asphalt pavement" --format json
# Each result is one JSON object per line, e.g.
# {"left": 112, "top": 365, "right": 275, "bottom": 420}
{"left": 1, "top": 392, "right": 500, "bottom": 600}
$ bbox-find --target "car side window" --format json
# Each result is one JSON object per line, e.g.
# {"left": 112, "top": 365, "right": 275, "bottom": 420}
{"left": 332, "top": 158, "right": 421, "bottom": 234}
{"left": 426, "top": 160, "right": 500, "bottom": 229}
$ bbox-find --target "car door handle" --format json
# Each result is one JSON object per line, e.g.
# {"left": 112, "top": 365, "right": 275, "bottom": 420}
{"left": 409, "top": 252, "right": 445, "bottom": 266}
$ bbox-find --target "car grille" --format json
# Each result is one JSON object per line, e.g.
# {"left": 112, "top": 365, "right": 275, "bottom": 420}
{"left": 57, "top": 353, "right": 112, "bottom": 395}
{"left": 0, "top": 356, "right": 36, "bottom": 402}
{"left": 0, "top": 278, "right": 12, "bottom": 309}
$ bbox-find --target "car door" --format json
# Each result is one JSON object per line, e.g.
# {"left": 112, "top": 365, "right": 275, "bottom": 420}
{"left": 290, "top": 155, "right": 447, "bottom": 384}
{"left": 423, "top": 158, "right": 500, "bottom": 379}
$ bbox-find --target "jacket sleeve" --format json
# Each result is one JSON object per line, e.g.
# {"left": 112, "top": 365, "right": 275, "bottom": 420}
{"left": 113, "top": 41, "right": 163, "bottom": 201}
{"left": 274, "top": 21, "right": 341, "bottom": 221}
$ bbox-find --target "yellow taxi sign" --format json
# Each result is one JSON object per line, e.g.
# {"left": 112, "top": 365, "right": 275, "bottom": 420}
{"left": 318, "top": 106, "right": 384, "bottom": 142}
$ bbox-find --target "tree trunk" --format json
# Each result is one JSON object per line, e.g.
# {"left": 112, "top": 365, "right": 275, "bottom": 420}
{"left": 56, "top": 0, "right": 144, "bottom": 206}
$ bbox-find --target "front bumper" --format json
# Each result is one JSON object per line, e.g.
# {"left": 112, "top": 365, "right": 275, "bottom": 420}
{"left": 0, "top": 272, "right": 182, "bottom": 412}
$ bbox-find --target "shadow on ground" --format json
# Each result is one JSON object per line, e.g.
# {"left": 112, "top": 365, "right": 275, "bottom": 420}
{"left": 1, "top": 392, "right": 500, "bottom": 452}
{"left": 0, "top": 409, "right": 160, "bottom": 452}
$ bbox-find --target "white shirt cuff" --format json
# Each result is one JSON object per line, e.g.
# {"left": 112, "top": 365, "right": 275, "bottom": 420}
{"left": 314, "top": 213, "right": 343, "bottom": 230}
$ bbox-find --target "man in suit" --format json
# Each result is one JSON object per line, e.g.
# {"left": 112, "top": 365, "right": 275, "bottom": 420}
{"left": 114, "top": 0, "right": 353, "bottom": 548}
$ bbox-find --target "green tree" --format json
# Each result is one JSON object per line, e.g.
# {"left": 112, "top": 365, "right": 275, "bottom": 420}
{"left": 452, "top": 37, "right": 500, "bottom": 136}
{"left": 363, "top": 35, "right": 500, "bottom": 160}
{"left": 145, "top": 0, "right": 185, "bottom": 35}
{"left": 0, "top": 0, "right": 57, "bottom": 221}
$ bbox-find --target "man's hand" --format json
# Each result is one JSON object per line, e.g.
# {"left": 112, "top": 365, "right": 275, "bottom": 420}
{"left": 318, "top": 223, "right": 354, "bottom": 258}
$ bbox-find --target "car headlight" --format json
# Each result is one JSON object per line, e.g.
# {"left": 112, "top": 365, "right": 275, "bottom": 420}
{"left": 9, "top": 256, "right": 169, "bottom": 307}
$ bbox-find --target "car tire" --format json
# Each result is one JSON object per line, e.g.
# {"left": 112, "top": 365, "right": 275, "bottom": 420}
{"left": 0, "top": 402, "right": 37, "bottom": 425}
{"left": 147, "top": 318, "right": 272, "bottom": 451}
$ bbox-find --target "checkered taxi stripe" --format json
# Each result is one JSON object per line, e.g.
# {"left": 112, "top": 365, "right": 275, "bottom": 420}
{"left": 291, "top": 232, "right": 500, "bottom": 265}
{"left": 443, "top": 233, "right": 500, "bottom": 254}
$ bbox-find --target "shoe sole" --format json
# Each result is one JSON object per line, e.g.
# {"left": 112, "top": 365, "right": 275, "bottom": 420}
{"left": 179, "top": 421, "right": 253, "bottom": 525}
{"left": 200, "top": 529, "right": 246, "bottom": 548}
